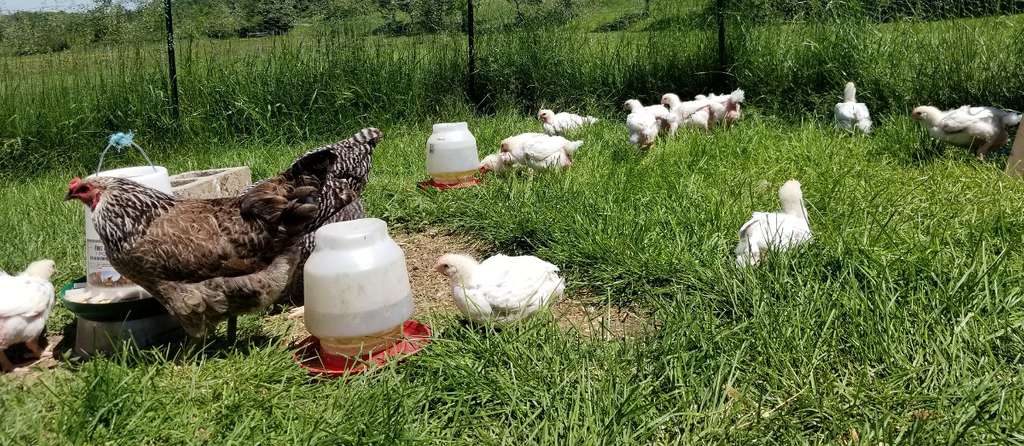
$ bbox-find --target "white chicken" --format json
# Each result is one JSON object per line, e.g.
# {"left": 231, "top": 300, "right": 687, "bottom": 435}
{"left": 537, "top": 109, "right": 598, "bottom": 136}
{"left": 624, "top": 99, "right": 661, "bottom": 148}
{"left": 480, "top": 152, "right": 516, "bottom": 174}
{"left": 0, "top": 260, "right": 56, "bottom": 372}
{"left": 735, "top": 181, "right": 812, "bottom": 267}
{"left": 912, "top": 105, "right": 1022, "bottom": 160}
{"left": 661, "top": 93, "right": 716, "bottom": 131}
{"left": 702, "top": 89, "right": 745, "bottom": 127}
{"left": 498, "top": 132, "right": 548, "bottom": 159}
{"left": 434, "top": 253, "right": 564, "bottom": 324}
{"left": 834, "top": 82, "right": 872, "bottom": 134}
{"left": 482, "top": 134, "right": 582, "bottom": 173}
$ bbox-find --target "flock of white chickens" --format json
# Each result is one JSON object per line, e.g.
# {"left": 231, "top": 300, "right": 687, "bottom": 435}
{"left": 2, "top": 81, "right": 1021, "bottom": 371}
{"left": 463, "top": 81, "right": 1021, "bottom": 326}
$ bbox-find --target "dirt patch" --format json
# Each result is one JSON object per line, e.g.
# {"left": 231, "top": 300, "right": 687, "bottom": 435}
{"left": 275, "top": 229, "right": 647, "bottom": 342}
{"left": 394, "top": 228, "right": 488, "bottom": 317}
{"left": 550, "top": 291, "right": 647, "bottom": 340}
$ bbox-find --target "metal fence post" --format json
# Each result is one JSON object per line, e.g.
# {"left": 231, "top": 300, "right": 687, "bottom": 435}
{"left": 467, "top": 0, "right": 478, "bottom": 108}
{"left": 1005, "top": 118, "right": 1024, "bottom": 177}
{"left": 164, "top": 0, "right": 180, "bottom": 120}
{"left": 716, "top": 0, "right": 727, "bottom": 88}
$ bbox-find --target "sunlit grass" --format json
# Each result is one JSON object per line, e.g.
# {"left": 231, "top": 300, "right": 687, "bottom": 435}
{"left": 1, "top": 111, "right": 1022, "bottom": 443}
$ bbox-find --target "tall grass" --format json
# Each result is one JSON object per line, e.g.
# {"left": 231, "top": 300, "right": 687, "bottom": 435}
{"left": 1, "top": 8, "right": 1022, "bottom": 177}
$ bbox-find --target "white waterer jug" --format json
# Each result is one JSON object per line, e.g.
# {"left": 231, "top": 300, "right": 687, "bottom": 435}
{"left": 303, "top": 218, "right": 415, "bottom": 357}
{"left": 83, "top": 165, "right": 172, "bottom": 302}
{"left": 426, "top": 122, "right": 480, "bottom": 186}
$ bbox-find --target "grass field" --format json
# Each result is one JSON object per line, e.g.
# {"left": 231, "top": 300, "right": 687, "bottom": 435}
{"left": 2, "top": 0, "right": 1023, "bottom": 442}
{"left": 2, "top": 108, "right": 1023, "bottom": 443}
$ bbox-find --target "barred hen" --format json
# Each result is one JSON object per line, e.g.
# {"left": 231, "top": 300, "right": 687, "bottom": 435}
{"left": 271, "top": 128, "right": 384, "bottom": 306}
{"left": 64, "top": 148, "right": 353, "bottom": 337}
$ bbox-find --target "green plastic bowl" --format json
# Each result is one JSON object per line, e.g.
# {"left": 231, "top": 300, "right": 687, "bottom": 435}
{"left": 59, "top": 277, "right": 170, "bottom": 322}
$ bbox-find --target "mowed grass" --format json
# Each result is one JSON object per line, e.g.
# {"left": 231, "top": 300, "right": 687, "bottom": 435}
{"left": 1, "top": 110, "right": 1023, "bottom": 443}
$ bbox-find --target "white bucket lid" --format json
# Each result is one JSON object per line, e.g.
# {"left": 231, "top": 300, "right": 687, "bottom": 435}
{"left": 88, "top": 166, "right": 172, "bottom": 194}
{"left": 315, "top": 218, "right": 390, "bottom": 251}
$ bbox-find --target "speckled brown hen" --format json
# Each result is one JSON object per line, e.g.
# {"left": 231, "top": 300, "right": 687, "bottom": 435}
{"left": 64, "top": 148, "right": 354, "bottom": 338}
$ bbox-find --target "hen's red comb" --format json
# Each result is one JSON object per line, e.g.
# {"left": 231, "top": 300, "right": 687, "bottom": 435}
{"left": 68, "top": 177, "right": 83, "bottom": 189}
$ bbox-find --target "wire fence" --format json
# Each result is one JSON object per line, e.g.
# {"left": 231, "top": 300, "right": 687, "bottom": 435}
{"left": 0, "top": 0, "right": 1022, "bottom": 175}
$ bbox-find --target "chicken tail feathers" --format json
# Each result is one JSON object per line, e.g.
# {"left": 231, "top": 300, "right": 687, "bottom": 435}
{"left": 729, "top": 89, "right": 746, "bottom": 104}
{"left": 778, "top": 180, "right": 806, "bottom": 218}
{"left": 240, "top": 176, "right": 333, "bottom": 236}
{"left": 564, "top": 140, "right": 584, "bottom": 155}
{"left": 843, "top": 82, "right": 856, "bottom": 103}
{"left": 352, "top": 127, "right": 384, "bottom": 147}
{"left": 285, "top": 147, "right": 339, "bottom": 183}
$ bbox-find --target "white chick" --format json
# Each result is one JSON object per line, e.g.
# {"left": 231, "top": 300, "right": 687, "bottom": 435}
{"left": 624, "top": 99, "right": 661, "bottom": 148}
{"left": 0, "top": 259, "right": 56, "bottom": 372}
{"left": 912, "top": 105, "right": 1022, "bottom": 160}
{"left": 516, "top": 135, "right": 582, "bottom": 171}
{"left": 480, "top": 152, "right": 515, "bottom": 174}
{"left": 434, "top": 253, "right": 564, "bottom": 324}
{"left": 661, "top": 93, "right": 716, "bottom": 131}
{"left": 484, "top": 135, "right": 582, "bottom": 173}
{"left": 704, "top": 89, "right": 745, "bottom": 127}
{"left": 735, "top": 181, "right": 812, "bottom": 267}
{"left": 537, "top": 109, "right": 598, "bottom": 136}
{"left": 834, "top": 82, "right": 872, "bottom": 134}
{"left": 499, "top": 132, "right": 548, "bottom": 159}
{"left": 645, "top": 103, "right": 679, "bottom": 136}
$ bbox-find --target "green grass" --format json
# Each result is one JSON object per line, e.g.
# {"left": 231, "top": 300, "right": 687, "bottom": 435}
{"left": 2, "top": 110, "right": 1023, "bottom": 443}
{"left": 2, "top": 8, "right": 1021, "bottom": 177}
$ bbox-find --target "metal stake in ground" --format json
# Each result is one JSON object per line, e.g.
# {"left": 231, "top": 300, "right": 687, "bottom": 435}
{"left": 164, "top": 0, "right": 180, "bottom": 120}
{"left": 467, "top": 0, "right": 477, "bottom": 108}
{"left": 716, "top": 0, "right": 728, "bottom": 89}
{"left": 227, "top": 315, "right": 237, "bottom": 345}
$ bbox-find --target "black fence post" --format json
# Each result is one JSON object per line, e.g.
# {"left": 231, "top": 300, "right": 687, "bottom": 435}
{"left": 467, "top": 0, "right": 478, "bottom": 108}
{"left": 164, "top": 0, "right": 180, "bottom": 120}
{"left": 716, "top": 0, "right": 728, "bottom": 89}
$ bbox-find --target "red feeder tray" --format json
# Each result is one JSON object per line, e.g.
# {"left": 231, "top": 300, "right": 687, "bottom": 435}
{"left": 417, "top": 177, "right": 481, "bottom": 191}
{"left": 293, "top": 320, "right": 431, "bottom": 377}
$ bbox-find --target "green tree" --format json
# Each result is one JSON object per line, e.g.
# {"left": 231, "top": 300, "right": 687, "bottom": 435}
{"left": 410, "top": 0, "right": 457, "bottom": 32}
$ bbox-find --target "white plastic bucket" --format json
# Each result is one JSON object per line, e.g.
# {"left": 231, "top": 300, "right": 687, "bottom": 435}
{"left": 82, "top": 166, "right": 171, "bottom": 302}
{"left": 426, "top": 122, "right": 479, "bottom": 185}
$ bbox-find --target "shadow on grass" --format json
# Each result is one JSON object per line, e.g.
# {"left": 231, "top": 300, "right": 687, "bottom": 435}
{"left": 593, "top": 12, "right": 647, "bottom": 33}
{"left": 50, "top": 317, "right": 284, "bottom": 370}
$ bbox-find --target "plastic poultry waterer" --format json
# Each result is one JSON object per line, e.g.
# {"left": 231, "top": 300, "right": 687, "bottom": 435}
{"left": 294, "top": 218, "right": 430, "bottom": 376}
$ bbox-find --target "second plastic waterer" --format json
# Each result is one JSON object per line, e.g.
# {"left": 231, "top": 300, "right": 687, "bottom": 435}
{"left": 423, "top": 122, "right": 480, "bottom": 189}
{"left": 303, "top": 218, "right": 415, "bottom": 357}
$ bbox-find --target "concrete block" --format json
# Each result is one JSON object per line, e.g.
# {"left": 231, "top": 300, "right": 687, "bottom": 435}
{"left": 171, "top": 167, "right": 252, "bottom": 199}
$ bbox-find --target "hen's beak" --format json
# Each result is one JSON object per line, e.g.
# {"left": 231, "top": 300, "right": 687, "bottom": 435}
{"left": 479, "top": 166, "right": 490, "bottom": 174}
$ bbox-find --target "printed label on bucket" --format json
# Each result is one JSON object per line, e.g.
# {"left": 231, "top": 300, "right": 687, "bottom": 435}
{"left": 86, "top": 237, "right": 134, "bottom": 287}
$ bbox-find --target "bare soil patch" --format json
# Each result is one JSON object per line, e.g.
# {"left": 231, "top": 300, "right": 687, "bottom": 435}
{"left": 275, "top": 229, "right": 647, "bottom": 343}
